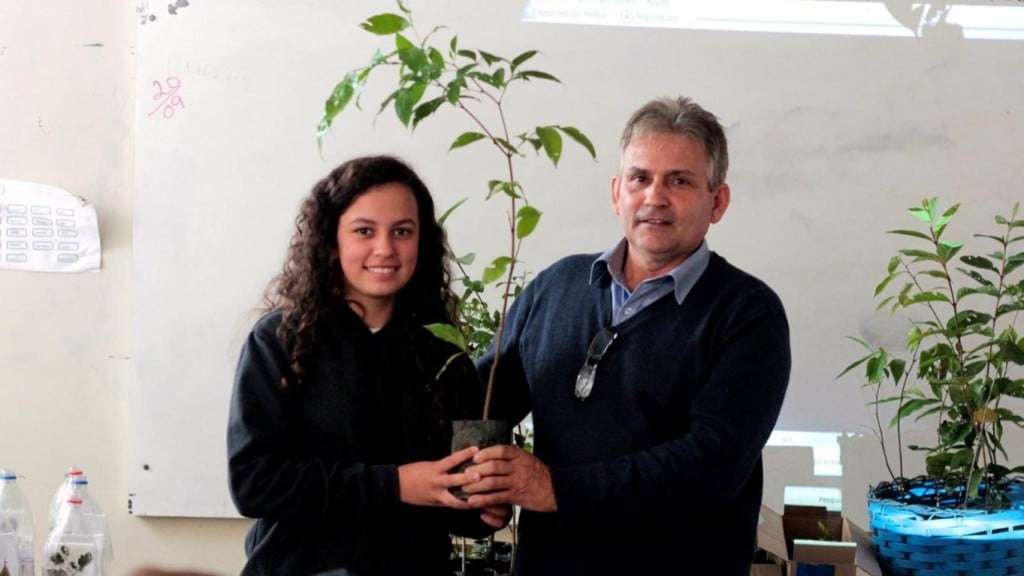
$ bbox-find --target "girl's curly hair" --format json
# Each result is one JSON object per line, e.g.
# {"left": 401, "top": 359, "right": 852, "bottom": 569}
{"left": 263, "top": 155, "right": 458, "bottom": 388}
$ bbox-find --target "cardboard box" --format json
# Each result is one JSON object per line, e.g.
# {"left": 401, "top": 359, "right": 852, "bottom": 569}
{"left": 751, "top": 505, "right": 882, "bottom": 576}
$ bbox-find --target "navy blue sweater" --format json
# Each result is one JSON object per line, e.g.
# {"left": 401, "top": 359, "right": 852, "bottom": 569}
{"left": 482, "top": 252, "right": 791, "bottom": 575}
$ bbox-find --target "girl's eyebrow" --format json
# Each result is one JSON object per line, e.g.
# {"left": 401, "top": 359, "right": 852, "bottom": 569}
{"left": 343, "top": 217, "right": 418, "bottom": 227}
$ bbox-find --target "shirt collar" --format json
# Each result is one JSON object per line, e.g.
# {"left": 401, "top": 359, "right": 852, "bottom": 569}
{"left": 590, "top": 239, "right": 711, "bottom": 305}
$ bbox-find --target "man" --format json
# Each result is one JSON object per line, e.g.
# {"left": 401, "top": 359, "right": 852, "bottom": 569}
{"left": 464, "top": 97, "right": 791, "bottom": 575}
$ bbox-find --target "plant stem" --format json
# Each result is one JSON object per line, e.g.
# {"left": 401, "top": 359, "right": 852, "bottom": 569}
{"left": 875, "top": 377, "right": 897, "bottom": 482}
{"left": 483, "top": 143, "right": 519, "bottom": 420}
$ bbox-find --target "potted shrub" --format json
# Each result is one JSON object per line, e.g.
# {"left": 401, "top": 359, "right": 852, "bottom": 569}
{"left": 840, "top": 198, "right": 1024, "bottom": 575}
{"left": 317, "top": 3, "right": 595, "bottom": 467}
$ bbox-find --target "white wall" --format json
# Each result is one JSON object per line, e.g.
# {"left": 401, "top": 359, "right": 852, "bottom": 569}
{"left": 0, "top": 2, "right": 249, "bottom": 574}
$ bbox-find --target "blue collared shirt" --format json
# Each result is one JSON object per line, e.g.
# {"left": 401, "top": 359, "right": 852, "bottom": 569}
{"left": 589, "top": 239, "right": 711, "bottom": 326}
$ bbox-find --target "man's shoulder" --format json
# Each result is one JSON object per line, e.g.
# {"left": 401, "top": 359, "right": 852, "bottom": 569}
{"left": 705, "top": 253, "right": 786, "bottom": 315}
{"left": 530, "top": 252, "right": 601, "bottom": 290}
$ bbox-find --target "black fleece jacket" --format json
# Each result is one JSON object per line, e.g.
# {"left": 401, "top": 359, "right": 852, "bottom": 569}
{"left": 228, "top": 307, "right": 490, "bottom": 576}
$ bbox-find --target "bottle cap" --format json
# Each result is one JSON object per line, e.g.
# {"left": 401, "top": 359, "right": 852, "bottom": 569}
{"left": 0, "top": 470, "right": 15, "bottom": 480}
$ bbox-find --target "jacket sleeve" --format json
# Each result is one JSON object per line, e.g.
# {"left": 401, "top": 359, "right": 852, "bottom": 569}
{"left": 226, "top": 318, "right": 398, "bottom": 524}
{"left": 548, "top": 288, "right": 791, "bottom": 524}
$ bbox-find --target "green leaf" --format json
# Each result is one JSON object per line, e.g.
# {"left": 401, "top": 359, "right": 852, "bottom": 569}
{"left": 909, "top": 207, "right": 932, "bottom": 224}
{"left": 933, "top": 203, "right": 960, "bottom": 235}
{"left": 445, "top": 81, "right": 462, "bottom": 104}
{"left": 457, "top": 49, "right": 477, "bottom": 61}
{"left": 898, "top": 249, "right": 940, "bottom": 263}
{"left": 319, "top": 71, "right": 360, "bottom": 136}
{"left": 1001, "top": 336, "right": 1024, "bottom": 364}
{"left": 1006, "top": 251, "right": 1024, "bottom": 274}
{"left": 875, "top": 295, "right": 896, "bottom": 311}
{"left": 866, "top": 350, "right": 888, "bottom": 383}
{"left": 396, "top": 34, "right": 428, "bottom": 71}
{"left": 889, "top": 358, "right": 906, "bottom": 383}
{"left": 906, "top": 291, "right": 950, "bottom": 305}
{"left": 937, "top": 240, "right": 963, "bottom": 263}
{"left": 483, "top": 256, "right": 513, "bottom": 284}
{"left": 967, "top": 467, "right": 983, "bottom": 499}
{"left": 470, "top": 70, "right": 504, "bottom": 89}
{"left": 456, "top": 252, "right": 476, "bottom": 265}
{"left": 427, "top": 47, "right": 445, "bottom": 72}
{"left": 397, "top": 0, "right": 412, "bottom": 14}
{"left": 889, "top": 398, "right": 939, "bottom": 427}
{"left": 836, "top": 353, "right": 872, "bottom": 380}
{"left": 535, "top": 126, "right": 563, "bottom": 166}
{"left": 515, "top": 70, "right": 561, "bottom": 83}
{"left": 921, "top": 270, "right": 950, "bottom": 281}
{"left": 394, "top": 82, "right": 427, "bottom": 126}
{"left": 888, "top": 229, "right": 933, "bottom": 241}
{"left": 479, "top": 50, "right": 504, "bottom": 65}
{"left": 957, "top": 268, "right": 994, "bottom": 287}
{"left": 494, "top": 137, "right": 521, "bottom": 156}
{"left": 510, "top": 49, "right": 539, "bottom": 71}
{"left": 449, "top": 131, "right": 487, "bottom": 151}
{"left": 487, "top": 180, "right": 522, "bottom": 200}
{"left": 961, "top": 255, "right": 997, "bottom": 271}
{"left": 874, "top": 272, "right": 898, "bottom": 297}
{"left": 887, "top": 256, "right": 901, "bottom": 274}
{"left": 516, "top": 205, "right": 541, "bottom": 239}
{"left": 492, "top": 67, "right": 506, "bottom": 87}
{"left": 424, "top": 323, "right": 467, "bottom": 352}
{"left": 412, "top": 96, "right": 444, "bottom": 128}
{"left": 438, "top": 197, "right": 467, "bottom": 227}
{"left": 975, "top": 233, "right": 1008, "bottom": 246}
{"left": 926, "top": 452, "right": 952, "bottom": 476}
{"left": 906, "top": 326, "right": 924, "bottom": 350}
{"left": 557, "top": 126, "right": 597, "bottom": 159}
{"left": 360, "top": 13, "right": 408, "bottom": 35}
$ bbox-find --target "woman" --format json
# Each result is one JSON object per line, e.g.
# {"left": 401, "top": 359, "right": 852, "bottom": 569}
{"left": 227, "top": 156, "right": 504, "bottom": 575}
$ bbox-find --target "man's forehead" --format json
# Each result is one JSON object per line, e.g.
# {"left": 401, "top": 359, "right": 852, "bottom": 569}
{"left": 621, "top": 134, "right": 709, "bottom": 171}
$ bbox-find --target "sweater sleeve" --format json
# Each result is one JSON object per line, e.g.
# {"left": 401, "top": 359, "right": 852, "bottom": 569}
{"left": 226, "top": 317, "right": 399, "bottom": 524}
{"left": 475, "top": 282, "right": 534, "bottom": 425}
{"left": 549, "top": 288, "right": 791, "bottom": 523}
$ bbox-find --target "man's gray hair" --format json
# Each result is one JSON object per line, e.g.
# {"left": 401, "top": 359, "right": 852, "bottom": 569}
{"left": 620, "top": 97, "right": 729, "bottom": 190}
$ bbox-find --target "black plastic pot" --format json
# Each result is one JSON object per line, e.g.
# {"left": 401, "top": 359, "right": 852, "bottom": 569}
{"left": 449, "top": 419, "right": 511, "bottom": 500}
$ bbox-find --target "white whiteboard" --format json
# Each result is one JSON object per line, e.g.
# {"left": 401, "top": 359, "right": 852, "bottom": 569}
{"left": 130, "top": 0, "right": 1024, "bottom": 516}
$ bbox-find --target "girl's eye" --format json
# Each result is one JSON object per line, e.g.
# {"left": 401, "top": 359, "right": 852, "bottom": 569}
{"left": 393, "top": 227, "right": 414, "bottom": 238}
{"left": 354, "top": 227, "right": 373, "bottom": 236}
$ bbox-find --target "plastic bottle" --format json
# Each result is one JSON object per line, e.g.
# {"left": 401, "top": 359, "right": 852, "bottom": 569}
{"left": 67, "top": 477, "right": 112, "bottom": 570}
{"left": 0, "top": 469, "right": 35, "bottom": 576}
{"left": 45, "top": 497, "right": 99, "bottom": 576}
{"left": 49, "top": 466, "right": 84, "bottom": 530}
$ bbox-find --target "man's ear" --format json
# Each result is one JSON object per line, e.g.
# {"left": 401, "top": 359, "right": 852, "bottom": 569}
{"left": 611, "top": 175, "right": 621, "bottom": 216}
{"left": 710, "top": 183, "right": 730, "bottom": 224}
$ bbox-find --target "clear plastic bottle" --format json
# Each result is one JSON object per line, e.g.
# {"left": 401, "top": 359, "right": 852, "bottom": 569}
{"left": 49, "top": 466, "right": 84, "bottom": 530}
{"left": 66, "top": 477, "right": 112, "bottom": 570}
{"left": 45, "top": 497, "right": 99, "bottom": 576}
{"left": 0, "top": 469, "right": 35, "bottom": 576}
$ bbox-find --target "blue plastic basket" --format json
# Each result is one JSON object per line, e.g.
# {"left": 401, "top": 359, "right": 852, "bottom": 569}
{"left": 868, "top": 496, "right": 1024, "bottom": 576}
